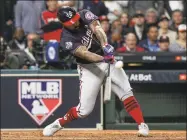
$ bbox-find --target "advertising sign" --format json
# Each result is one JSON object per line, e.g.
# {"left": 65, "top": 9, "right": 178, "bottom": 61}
{"left": 18, "top": 79, "right": 62, "bottom": 125}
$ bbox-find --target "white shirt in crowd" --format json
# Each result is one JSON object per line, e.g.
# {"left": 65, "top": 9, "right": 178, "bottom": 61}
{"left": 104, "top": 1, "right": 128, "bottom": 23}
{"left": 15, "top": 40, "right": 26, "bottom": 50}
{"left": 158, "top": 29, "right": 177, "bottom": 44}
{"left": 135, "top": 25, "right": 144, "bottom": 40}
{"left": 169, "top": 1, "right": 184, "bottom": 11}
{"left": 58, "top": 0, "right": 83, "bottom": 11}
{"left": 24, "top": 48, "right": 36, "bottom": 62}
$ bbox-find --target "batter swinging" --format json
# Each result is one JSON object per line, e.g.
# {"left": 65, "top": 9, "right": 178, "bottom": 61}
{"left": 43, "top": 7, "right": 149, "bottom": 137}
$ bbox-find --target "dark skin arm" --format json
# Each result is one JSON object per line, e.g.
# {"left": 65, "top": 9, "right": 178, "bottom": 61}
{"left": 89, "top": 20, "right": 108, "bottom": 47}
{"left": 74, "top": 45, "right": 104, "bottom": 62}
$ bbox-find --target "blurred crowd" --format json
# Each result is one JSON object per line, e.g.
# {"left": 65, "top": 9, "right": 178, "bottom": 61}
{"left": 0, "top": 0, "right": 186, "bottom": 70}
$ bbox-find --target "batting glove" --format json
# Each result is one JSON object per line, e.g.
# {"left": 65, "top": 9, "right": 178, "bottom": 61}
{"left": 103, "top": 55, "right": 114, "bottom": 63}
{"left": 103, "top": 44, "right": 114, "bottom": 56}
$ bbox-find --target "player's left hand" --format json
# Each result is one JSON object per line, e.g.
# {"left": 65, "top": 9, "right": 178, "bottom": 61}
{"left": 103, "top": 44, "right": 114, "bottom": 56}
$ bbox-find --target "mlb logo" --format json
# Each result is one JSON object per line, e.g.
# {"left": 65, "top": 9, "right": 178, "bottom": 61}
{"left": 18, "top": 79, "right": 62, "bottom": 125}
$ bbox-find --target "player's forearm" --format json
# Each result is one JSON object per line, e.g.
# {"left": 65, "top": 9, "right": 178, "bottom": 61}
{"left": 74, "top": 46, "right": 104, "bottom": 62}
{"left": 94, "top": 26, "right": 108, "bottom": 47}
{"left": 90, "top": 21, "right": 108, "bottom": 47}
{"left": 83, "top": 51, "right": 104, "bottom": 62}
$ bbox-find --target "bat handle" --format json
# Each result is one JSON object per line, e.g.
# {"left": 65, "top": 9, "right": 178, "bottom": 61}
{"left": 107, "top": 62, "right": 110, "bottom": 77}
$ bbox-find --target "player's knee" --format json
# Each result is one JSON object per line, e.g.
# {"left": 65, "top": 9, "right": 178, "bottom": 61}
{"left": 121, "top": 89, "right": 134, "bottom": 101}
{"left": 77, "top": 108, "right": 93, "bottom": 119}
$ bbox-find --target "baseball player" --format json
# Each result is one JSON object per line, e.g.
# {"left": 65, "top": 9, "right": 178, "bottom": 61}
{"left": 43, "top": 7, "right": 149, "bottom": 137}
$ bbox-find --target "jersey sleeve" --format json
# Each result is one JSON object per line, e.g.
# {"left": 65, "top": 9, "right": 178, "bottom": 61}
{"left": 79, "top": 9, "right": 99, "bottom": 25}
{"left": 60, "top": 36, "right": 82, "bottom": 54}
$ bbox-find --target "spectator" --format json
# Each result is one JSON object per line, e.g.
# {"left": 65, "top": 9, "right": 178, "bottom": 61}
{"left": 15, "top": 0, "right": 46, "bottom": 35}
{"left": 169, "top": 24, "right": 186, "bottom": 52}
{"left": 164, "top": 0, "right": 186, "bottom": 18}
{"left": 3, "top": 52, "right": 20, "bottom": 69}
{"left": 4, "top": 0, "right": 17, "bottom": 24}
{"left": 3, "top": 0, "right": 16, "bottom": 37}
{"left": 120, "top": 12, "right": 129, "bottom": 35}
{"left": 99, "top": 15, "right": 111, "bottom": 40}
{"left": 8, "top": 28, "right": 26, "bottom": 51}
{"left": 110, "top": 29, "right": 123, "bottom": 50}
{"left": 120, "top": 13, "right": 129, "bottom": 27}
{"left": 128, "top": 1, "right": 164, "bottom": 17}
{"left": 110, "top": 19, "right": 124, "bottom": 49}
{"left": 139, "top": 24, "right": 159, "bottom": 52}
{"left": 0, "top": 37, "right": 10, "bottom": 68}
{"left": 73, "top": 1, "right": 84, "bottom": 11}
{"left": 41, "top": 0, "right": 62, "bottom": 42}
{"left": 104, "top": 1, "right": 128, "bottom": 22}
{"left": 3, "top": 19, "right": 14, "bottom": 42}
{"left": 57, "top": 0, "right": 83, "bottom": 12}
{"left": 170, "top": 10, "right": 186, "bottom": 32}
{"left": 3, "top": 49, "right": 36, "bottom": 69}
{"left": 127, "top": 13, "right": 147, "bottom": 43}
{"left": 145, "top": 8, "right": 158, "bottom": 26}
{"left": 128, "top": 14, "right": 137, "bottom": 27}
{"left": 116, "top": 33, "right": 144, "bottom": 53}
{"left": 3, "top": 33, "right": 37, "bottom": 69}
{"left": 83, "top": 0, "right": 108, "bottom": 17}
{"left": 158, "top": 35, "right": 170, "bottom": 52}
{"left": 24, "top": 33, "right": 39, "bottom": 64}
{"left": 57, "top": 0, "right": 75, "bottom": 8}
{"left": 158, "top": 16, "right": 177, "bottom": 43}
{"left": 111, "top": 19, "right": 123, "bottom": 36}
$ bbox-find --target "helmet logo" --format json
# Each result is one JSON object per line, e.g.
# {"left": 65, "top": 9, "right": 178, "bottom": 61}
{"left": 64, "top": 11, "right": 73, "bottom": 18}
{"left": 65, "top": 42, "right": 73, "bottom": 50}
{"left": 85, "top": 12, "right": 95, "bottom": 20}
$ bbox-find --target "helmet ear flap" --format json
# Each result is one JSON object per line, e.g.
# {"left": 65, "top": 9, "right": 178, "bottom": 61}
{"left": 57, "top": 9, "right": 66, "bottom": 22}
{"left": 57, "top": 10, "right": 63, "bottom": 22}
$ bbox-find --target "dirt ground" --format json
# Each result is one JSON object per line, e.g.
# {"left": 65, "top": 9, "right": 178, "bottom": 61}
{"left": 1, "top": 130, "right": 186, "bottom": 140}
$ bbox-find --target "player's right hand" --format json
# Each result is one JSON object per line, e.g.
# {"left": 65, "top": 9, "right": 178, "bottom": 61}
{"left": 103, "top": 55, "right": 114, "bottom": 63}
{"left": 103, "top": 44, "right": 114, "bottom": 56}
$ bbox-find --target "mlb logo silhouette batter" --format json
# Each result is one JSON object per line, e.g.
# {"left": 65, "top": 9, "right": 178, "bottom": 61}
{"left": 31, "top": 100, "right": 49, "bottom": 115}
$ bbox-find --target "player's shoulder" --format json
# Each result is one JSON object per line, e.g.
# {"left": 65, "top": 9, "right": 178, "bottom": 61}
{"left": 61, "top": 29, "right": 73, "bottom": 39}
{"left": 60, "top": 30, "right": 74, "bottom": 45}
{"left": 79, "top": 9, "right": 91, "bottom": 14}
{"left": 79, "top": 9, "right": 98, "bottom": 24}
{"left": 79, "top": 9, "right": 95, "bottom": 17}
{"left": 60, "top": 35, "right": 74, "bottom": 52}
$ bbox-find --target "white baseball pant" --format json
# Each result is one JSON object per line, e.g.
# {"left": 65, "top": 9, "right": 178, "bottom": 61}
{"left": 76, "top": 62, "right": 133, "bottom": 118}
